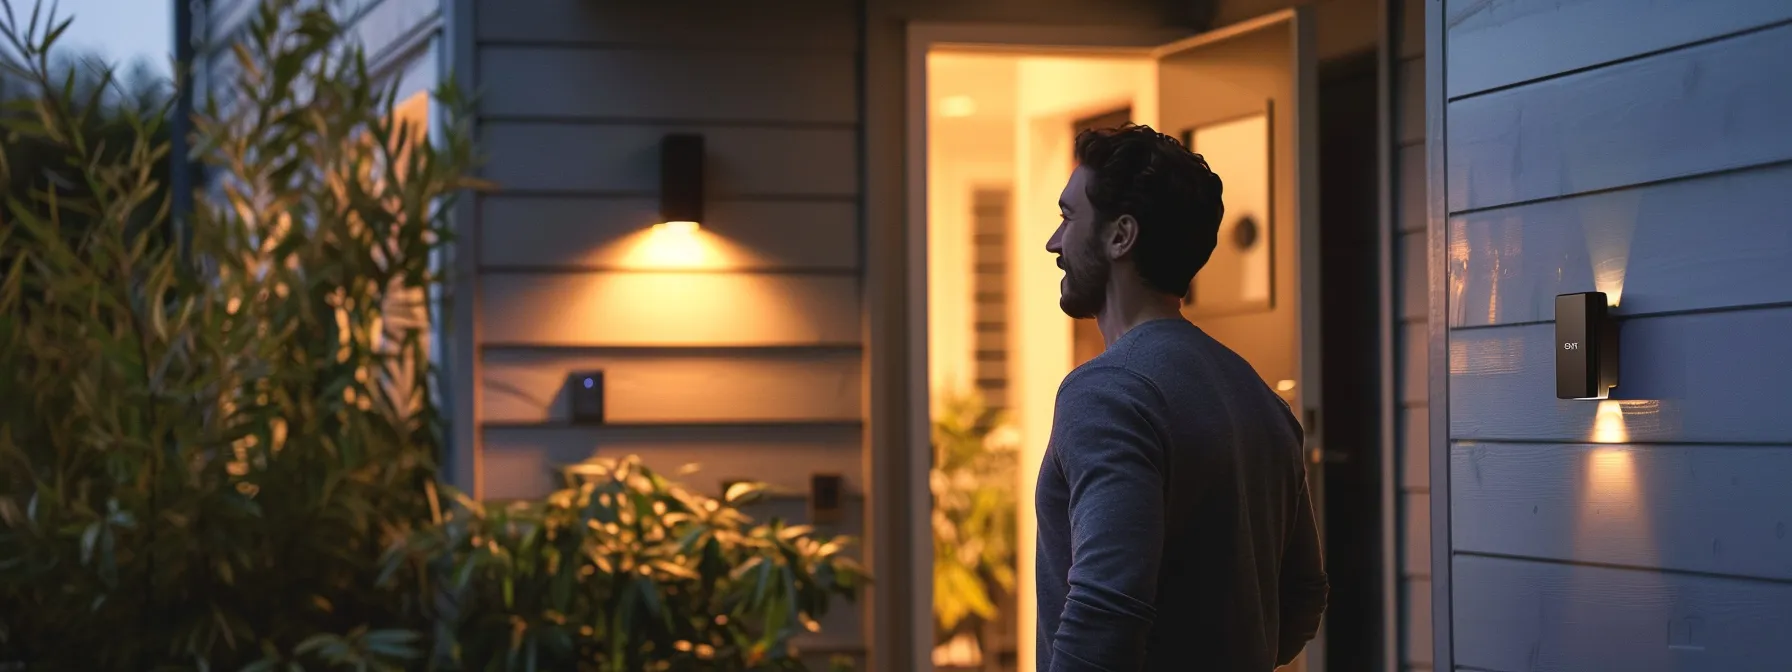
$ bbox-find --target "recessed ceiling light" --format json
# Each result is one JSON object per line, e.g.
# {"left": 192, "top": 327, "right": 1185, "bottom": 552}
{"left": 939, "top": 95, "right": 977, "bottom": 118}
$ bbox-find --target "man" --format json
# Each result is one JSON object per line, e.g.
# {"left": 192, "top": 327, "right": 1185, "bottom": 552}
{"left": 1035, "top": 124, "right": 1328, "bottom": 671}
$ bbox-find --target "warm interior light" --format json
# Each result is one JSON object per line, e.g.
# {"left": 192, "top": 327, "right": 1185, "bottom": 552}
{"left": 939, "top": 95, "right": 978, "bottom": 118}
{"left": 1275, "top": 379, "right": 1297, "bottom": 392}
{"left": 657, "top": 221, "right": 700, "bottom": 234}
{"left": 926, "top": 48, "right": 1158, "bottom": 672}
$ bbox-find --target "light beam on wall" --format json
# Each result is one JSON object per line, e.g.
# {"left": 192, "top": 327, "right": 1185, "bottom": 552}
{"left": 630, "top": 222, "right": 716, "bottom": 268}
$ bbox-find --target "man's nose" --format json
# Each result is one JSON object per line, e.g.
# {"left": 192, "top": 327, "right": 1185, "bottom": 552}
{"left": 1045, "top": 225, "right": 1064, "bottom": 254}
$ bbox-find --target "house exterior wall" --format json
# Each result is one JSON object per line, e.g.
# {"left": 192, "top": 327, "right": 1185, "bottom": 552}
{"left": 1427, "top": 1, "right": 1792, "bottom": 669}
{"left": 1390, "top": 0, "right": 1430, "bottom": 669}
{"left": 198, "top": 0, "right": 1411, "bottom": 668}
{"left": 200, "top": 0, "right": 441, "bottom": 104}
{"left": 460, "top": 0, "right": 869, "bottom": 666}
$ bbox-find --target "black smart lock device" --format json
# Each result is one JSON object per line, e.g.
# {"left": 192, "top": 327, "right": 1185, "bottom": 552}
{"left": 1555, "top": 292, "right": 1618, "bottom": 400}
{"left": 569, "top": 371, "right": 605, "bottom": 424}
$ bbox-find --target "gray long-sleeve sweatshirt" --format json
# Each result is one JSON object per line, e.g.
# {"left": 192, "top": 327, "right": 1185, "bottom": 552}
{"left": 1035, "top": 317, "right": 1328, "bottom": 672}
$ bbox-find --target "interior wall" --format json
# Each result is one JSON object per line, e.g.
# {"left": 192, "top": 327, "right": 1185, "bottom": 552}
{"left": 1017, "top": 53, "right": 1157, "bottom": 672}
{"left": 926, "top": 53, "right": 1019, "bottom": 408}
{"left": 926, "top": 50, "right": 1155, "bottom": 672}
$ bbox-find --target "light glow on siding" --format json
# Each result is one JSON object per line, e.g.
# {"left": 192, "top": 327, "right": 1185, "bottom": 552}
{"left": 1583, "top": 200, "right": 1637, "bottom": 308}
{"left": 610, "top": 223, "right": 759, "bottom": 270}
{"left": 1590, "top": 399, "right": 1662, "bottom": 445}
{"left": 1592, "top": 400, "right": 1629, "bottom": 444}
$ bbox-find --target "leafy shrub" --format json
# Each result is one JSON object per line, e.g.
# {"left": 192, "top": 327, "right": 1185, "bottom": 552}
{"left": 398, "top": 456, "right": 865, "bottom": 671}
{"left": 0, "top": 0, "right": 471, "bottom": 666}
{"left": 0, "top": 1, "right": 864, "bottom": 670}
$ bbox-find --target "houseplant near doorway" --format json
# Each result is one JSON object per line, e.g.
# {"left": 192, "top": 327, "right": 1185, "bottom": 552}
{"left": 930, "top": 389, "right": 1020, "bottom": 670}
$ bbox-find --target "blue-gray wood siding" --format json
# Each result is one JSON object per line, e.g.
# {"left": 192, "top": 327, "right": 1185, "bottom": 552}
{"left": 1393, "top": 0, "right": 1431, "bottom": 668}
{"left": 200, "top": 0, "right": 439, "bottom": 106}
{"left": 1433, "top": 1, "right": 1792, "bottom": 670}
{"left": 467, "top": 0, "right": 869, "bottom": 662}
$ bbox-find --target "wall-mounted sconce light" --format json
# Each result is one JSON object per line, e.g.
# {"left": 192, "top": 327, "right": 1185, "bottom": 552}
{"left": 1556, "top": 292, "right": 1619, "bottom": 400}
{"left": 659, "top": 133, "right": 704, "bottom": 230}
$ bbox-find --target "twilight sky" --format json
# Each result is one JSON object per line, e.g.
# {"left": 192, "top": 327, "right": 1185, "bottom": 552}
{"left": 32, "top": 0, "right": 171, "bottom": 76}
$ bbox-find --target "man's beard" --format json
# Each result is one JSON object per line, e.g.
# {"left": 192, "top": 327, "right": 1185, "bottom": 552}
{"left": 1057, "top": 236, "right": 1110, "bottom": 320}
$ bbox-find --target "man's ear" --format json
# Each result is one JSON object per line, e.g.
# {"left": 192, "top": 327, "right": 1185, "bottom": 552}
{"left": 1108, "top": 214, "right": 1140, "bottom": 260}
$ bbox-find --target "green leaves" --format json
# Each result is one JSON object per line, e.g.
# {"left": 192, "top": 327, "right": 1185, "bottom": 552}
{"left": 929, "top": 388, "right": 1019, "bottom": 639}
{"left": 0, "top": 0, "right": 473, "bottom": 668}
{"left": 401, "top": 456, "right": 866, "bottom": 671}
{"left": 293, "top": 627, "right": 422, "bottom": 671}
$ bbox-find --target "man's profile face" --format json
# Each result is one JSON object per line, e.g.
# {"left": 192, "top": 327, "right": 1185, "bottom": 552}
{"left": 1046, "top": 165, "right": 1111, "bottom": 320}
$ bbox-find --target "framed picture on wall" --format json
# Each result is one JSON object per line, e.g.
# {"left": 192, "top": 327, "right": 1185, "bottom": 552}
{"left": 1178, "top": 100, "right": 1274, "bottom": 318}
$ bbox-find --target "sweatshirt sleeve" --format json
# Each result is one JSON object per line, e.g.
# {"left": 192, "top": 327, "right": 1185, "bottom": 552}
{"left": 1047, "top": 365, "right": 1166, "bottom": 672}
{"left": 1276, "top": 467, "right": 1330, "bottom": 666}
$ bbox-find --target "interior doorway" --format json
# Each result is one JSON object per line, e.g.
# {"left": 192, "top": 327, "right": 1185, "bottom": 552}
{"left": 923, "top": 48, "right": 1159, "bottom": 672}
{"left": 910, "top": 10, "right": 1380, "bottom": 672}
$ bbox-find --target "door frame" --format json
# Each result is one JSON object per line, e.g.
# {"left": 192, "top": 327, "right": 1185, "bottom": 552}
{"left": 900, "top": 10, "right": 1323, "bottom": 670}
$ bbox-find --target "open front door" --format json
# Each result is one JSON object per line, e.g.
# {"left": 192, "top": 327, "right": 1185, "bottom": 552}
{"left": 1152, "top": 8, "right": 1325, "bottom": 671}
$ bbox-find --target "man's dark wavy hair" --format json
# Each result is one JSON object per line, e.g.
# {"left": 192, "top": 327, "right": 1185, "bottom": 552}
{"left": 1072, "top": 123, "right": 1225, "bottom": 297}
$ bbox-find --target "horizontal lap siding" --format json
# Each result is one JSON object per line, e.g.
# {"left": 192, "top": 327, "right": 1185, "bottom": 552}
{"left": 471, "top": 0, "right": 865, "bottom": 654}
{"left": 200, "top": 0, "right": 439, "bottom": 117}
{"left": 480, "top": 198, "right": 860, "bottom": 272}
{"left": 479, "top": 49, "right": 857, "bottom": 123}
{"left": 1449, "top": 311, "right": 1792, "bottom": 444}
{"left": 1440, "top": 2, "right": 1792, "bottom": 669}
{"left": 208, "top": 0, "right": 437, "bottom": 62}
{"left": 1393, "top": 0, "right": 1430, "bottom": 668}
{"left": 1453, "top": 554, "right": 1792, "bottom": 671}
{"left": 475, "top": 0, "right": 858, "bottom": 51}
{"left": 482, "top": 423, "right": 865, "bottom": 499}
{"left": 1445, "top": 21, "right": 1792, "bottom": 212}
{"left": 479, "top": 273, "right": 861, "bottom": 347}
{"left": 481, "top": 124, "right": 858, "bottom": 197}
{"left": 481, "top": 348, "right": 863, "bottom": 425}
{"left": 1448, "top": 165, "right": 1792, "bottom": 327}
{"left": 1444, "top": 0, "right": 1792, "bottom": 99}
{"left": 1451, "top": 442, "right": 1792, "bottom": 580}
